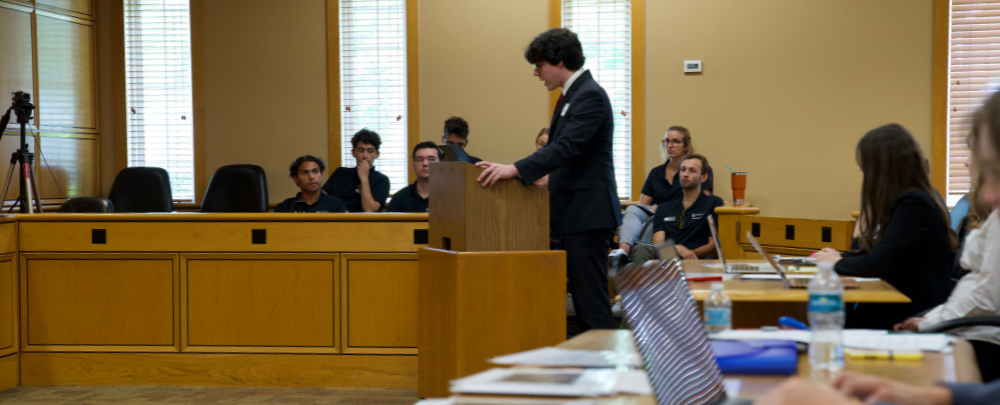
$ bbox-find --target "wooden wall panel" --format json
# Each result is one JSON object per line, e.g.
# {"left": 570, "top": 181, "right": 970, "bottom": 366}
{"left": 0, "top": 257, "right": 15, "bottom": 355}
{"left": 0, "top": 354, "right": 17, "bottom": 391}
{"left": 36, "top": 0, "right": 94, "bottom": 17}
{"left": 0, "top": 4, "right": 34, "bottom": 134}
{"left": 36, "top": 14, "right": 97, "bottom": 131}
{"left": 185, "top": 258, "right": 336, "bottom": 348}
{"left": 343, "top": 255, "right": 418, "bottom": 351}
{"left": 23, "top": 256, "right": 176, "bottom": 347}
{"left": 36, "top": 135, "right": 98, "bottom": 199}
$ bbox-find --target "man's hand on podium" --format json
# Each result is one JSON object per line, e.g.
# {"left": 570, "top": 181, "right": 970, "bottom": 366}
{"left": 533, "top": 175, "right": 549, "bottom": 188}
{"left": 475, "top": 161, "right": 520, "bottom": 187}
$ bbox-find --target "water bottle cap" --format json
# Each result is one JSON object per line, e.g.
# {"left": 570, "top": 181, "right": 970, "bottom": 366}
{"left": 710, "top": 282, "right": 724, "bottom": 291}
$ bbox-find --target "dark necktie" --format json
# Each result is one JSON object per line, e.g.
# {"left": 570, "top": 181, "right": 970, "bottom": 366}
{"left": 554, "top": 93, "right": 565, "bottom": 117}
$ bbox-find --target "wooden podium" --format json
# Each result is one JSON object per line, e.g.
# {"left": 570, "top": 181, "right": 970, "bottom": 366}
{"left": 418, "top": 162, "right": 566, "bottom": 398}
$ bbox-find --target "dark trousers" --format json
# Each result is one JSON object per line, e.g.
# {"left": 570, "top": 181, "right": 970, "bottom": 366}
{"left": 971, "top": 340, "right": 1000, "bottom": 383}
{"left": 562, "top": 227, "right": 616, "bottom": 332}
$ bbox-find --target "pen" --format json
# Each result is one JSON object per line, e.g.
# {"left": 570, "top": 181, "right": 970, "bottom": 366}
{"left": 686, "top": 276, "right": 723, "bottom": 282}
{"left": 778, "top": 316, "right": 808, "bottom": 330}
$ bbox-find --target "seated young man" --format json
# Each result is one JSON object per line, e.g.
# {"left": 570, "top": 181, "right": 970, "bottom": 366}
{"left": 442, "top": 116, "right": 482, "bottom": 163}
{"left": 321, "top": 129, "right": 391, "bottom": 212}
{"left": 633, "top": 154, "right": 724, "bottom": 261}
{"left": 274, "top": 155, "right": 346, "bottom": 213}
{"left": 387, "top": 141, "right": 440, "bottom": 213}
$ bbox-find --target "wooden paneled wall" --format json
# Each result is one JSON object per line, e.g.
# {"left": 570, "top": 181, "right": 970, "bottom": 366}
{"left": 0, "top": 0, "right": 99, "bottom": 205}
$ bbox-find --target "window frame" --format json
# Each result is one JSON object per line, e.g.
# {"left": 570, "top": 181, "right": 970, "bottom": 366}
{"left": 111, "top": 0, "right": 206, "bottom": 203}
{"left": 327, "top": 0, "right": 420, "bottom": 186}
{"left": 549, "top": 0, "right": 645, "bottom": 202}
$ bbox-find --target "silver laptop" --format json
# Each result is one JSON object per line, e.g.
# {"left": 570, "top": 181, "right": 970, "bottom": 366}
{"left": 613, "top": 240, "right": 752, "bottom": 405}
{"left": 706, "top": 216, "right": 768, "bottom": 274}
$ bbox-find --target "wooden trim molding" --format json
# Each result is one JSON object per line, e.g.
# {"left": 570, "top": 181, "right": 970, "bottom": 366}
{"left": 932, "top": 0, "right": 949, "bottom": 196}
{"left": 548, "top": 0, "right": 561, "bottom": 113}
{"left": 548, "top": 0, "right": 645, "bottom": 200}
{"left": 631, "top": 0, "right": 645, "bottom": 201}
{"left": 190, "top": 0, "right": 206, "bottom": 202}
{"left": 110, "top": 0, "right": 127, "bottom": 177}
{"left": 327, "top": 0, "right": 341, "bottom": 170}
{"left": 406, "top": 0, "right": 419, "bottom": 184}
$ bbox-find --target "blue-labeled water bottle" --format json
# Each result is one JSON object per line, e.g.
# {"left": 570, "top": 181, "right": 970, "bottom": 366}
{"left": 704, "top": 282, "right": 732, "bottom": 334}
{"left": 808, "top": 261, "right": 845, "bottom": 374}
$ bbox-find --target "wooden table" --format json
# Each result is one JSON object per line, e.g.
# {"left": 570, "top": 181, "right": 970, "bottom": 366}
{"left": 474, "top": 329, "right": 980, "bottom": 403}
{"left": 680, "top": 260, "right": 909, "bottom": 328}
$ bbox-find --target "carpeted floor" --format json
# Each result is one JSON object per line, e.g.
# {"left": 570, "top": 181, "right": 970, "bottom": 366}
{"left": 0, "top": 386, "right": 421, "bottom": 404}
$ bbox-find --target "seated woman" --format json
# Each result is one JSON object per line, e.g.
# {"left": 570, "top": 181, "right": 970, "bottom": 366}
{"left": 535, "top": 127, "right": 548, "bottom": 150}
{"left": 611, "top": 126, "right": 713, "bottom": 258}
{"left": 892, "top": 122, "right": 1000, "bottom": 382}
{"left": 814, "top": 123, "right": 957, "bottom": 330}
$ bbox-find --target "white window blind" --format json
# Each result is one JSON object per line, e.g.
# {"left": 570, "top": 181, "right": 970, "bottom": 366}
{"left": 340, "top": 0, "right": 408, "bottom": 196}
{"left": 124, "top": 0, "right": 195, "bottom": 201}
{"left": 948, "top": 0, "right": 1000, "bottom": 205}
{"left": 563, "top": 0, "right": 632, "bottom": 200}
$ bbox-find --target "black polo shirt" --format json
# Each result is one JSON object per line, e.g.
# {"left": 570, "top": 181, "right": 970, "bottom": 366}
{"left": 321, "top": 167, "right": 390, "bottom": 212}
{"left": 273, "top": 192, "right": 347, "bottom": 213}
{"left": 640, "top": 163, "right": 714, "bottom": 205}
{"left": 386, "top": 182, "right": 429, "bottom": 213}
{"left": 651, "top": 192, "right": 724, "bottom": 250}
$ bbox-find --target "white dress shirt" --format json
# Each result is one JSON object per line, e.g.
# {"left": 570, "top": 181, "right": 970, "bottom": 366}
{"left": 920, "top": 209, "right": 1000, "bottom": 345}
{"left": 562, "top": 69, "right": 588, "bottom": 96}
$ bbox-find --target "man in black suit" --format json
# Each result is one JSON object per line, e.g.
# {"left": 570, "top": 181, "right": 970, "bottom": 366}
{"left": 476, "top": 28, "right": 622, "bottom": 332}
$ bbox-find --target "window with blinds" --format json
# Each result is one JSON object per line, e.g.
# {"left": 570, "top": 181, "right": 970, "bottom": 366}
{"left": 948, "top": 0, "right": 1000, "bottom": 205}
{"left": 563, "top": 0, "right": 632, "bottom": 200}
{"left": 124, "top": 0, "right": 195, "bottom": 201}
{"left": 340, "top": 0, "right": 408, "bottom": 196}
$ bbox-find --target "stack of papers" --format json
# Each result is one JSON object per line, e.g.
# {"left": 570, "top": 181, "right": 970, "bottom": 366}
{"left": 490, "top": 347, "right": 642, "bottom": 368}
{"left": 710, "top": 329, "right": 954, "bottom": 352}
{"left": 449, "top": 368, "right": 652, "bottom": 397}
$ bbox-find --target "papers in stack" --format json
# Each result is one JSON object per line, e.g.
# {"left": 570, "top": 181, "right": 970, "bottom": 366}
{"left": 449, "top": 368, "right": 652, "bottom": 397}
{"left": 710, "top": 329, "right": 954, "bottom": 352}
{"left": 489, "top": 347, "right": 643, "bottom": 368}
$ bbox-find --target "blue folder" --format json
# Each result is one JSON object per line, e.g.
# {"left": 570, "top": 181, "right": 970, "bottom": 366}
{"left": 710, "top": 339, "right": 799, "bottom": 375}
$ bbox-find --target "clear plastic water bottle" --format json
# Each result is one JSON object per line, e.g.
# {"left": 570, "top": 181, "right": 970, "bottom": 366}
{"left": 704, "top": 282, "right": 732, "bottom": 334}
{"left": 808, "top": 261, "right": 845, "bottom": 375}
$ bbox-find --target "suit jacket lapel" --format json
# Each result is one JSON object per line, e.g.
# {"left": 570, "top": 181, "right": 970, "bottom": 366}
{"left": 549, "top": 70, "right": 592, "bottom": 144}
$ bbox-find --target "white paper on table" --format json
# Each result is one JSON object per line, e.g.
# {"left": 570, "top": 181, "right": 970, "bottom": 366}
{"left": 433, "top": 397, "right": 597, "bottom": 405}
{"left": 710, "top": 329, "right": 954, "bottom": 352}
{"left": 723, "top": 379, "right": 742, "bottom": 398}
{"left": 450, "top": 368, "right": 619, "bottom": 397}
{"left": 490, "top": 347, "right": 642, "bottom": 368}
{"left": 613, "top": 370, "right": 653, "bottom": 395}
{"left": 739, "top": 274, "right": 882, "bottom": 282}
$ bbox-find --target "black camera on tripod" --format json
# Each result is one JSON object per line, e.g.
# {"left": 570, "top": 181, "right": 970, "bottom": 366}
{"left": 10, "top": 91, "right": 34, "bottom": 124}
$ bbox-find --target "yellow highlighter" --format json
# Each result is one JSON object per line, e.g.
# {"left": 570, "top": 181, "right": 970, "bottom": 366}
{"left": 844, "top": 348, "right": 924, "bottom": 361}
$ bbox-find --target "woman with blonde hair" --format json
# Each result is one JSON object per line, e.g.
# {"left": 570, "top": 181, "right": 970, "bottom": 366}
{"left": 610, "top": 126, "right": 713, "bottom": 260}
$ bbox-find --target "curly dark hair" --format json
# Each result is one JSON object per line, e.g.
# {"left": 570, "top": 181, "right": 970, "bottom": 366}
{"left": 289, "top": 155, "right": 326, "bottom": 177}
{"left": 351, "top": 128, "right": 382, "bottom": 151}
{"left": 443, "top": 117, "right": 469, "bottom": 140}
{"left": 412, "top": 141, "right": 443, "bottom": 160}
{"left": 524, "top": 28, "right": 585, "bottom": 71}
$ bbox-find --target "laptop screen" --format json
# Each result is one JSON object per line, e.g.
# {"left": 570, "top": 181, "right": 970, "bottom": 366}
{"left": 614, "top": 241, "right": 727, "bottom": 405}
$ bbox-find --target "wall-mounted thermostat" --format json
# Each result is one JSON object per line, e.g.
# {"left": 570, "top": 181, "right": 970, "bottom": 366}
{"left": 684, "top": 60, "right": 702, "bottom": 73}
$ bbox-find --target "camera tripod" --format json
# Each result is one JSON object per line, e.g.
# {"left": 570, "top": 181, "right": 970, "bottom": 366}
{"left": 0, "top": 92, "right": 43, "bottom": 214}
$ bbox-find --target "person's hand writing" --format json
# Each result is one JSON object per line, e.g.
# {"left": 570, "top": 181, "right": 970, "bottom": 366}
{"left": 356, "top": 158, "right": 371, "bottom": 179}
{"left": 893, "top": 317, "right": 926, "bottom": 332}
{"left": 475, "top": 161, "right": 519, "bottom": 187}
{"left": 832, "top": 371, "right": 952, "bottom": 405}
{"left": 813, "top": 248, "right": 842, "bottom": 265}
{"left": 675, "top": 245, "right": 697, "bottom": 260}
{"left": 533, "top": 175, "right": 549, "bottom": 188}
{"left": 757, "top": 378, "right": 852, "bottom": 405}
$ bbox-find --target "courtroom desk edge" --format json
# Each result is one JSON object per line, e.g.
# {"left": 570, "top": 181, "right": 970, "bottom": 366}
{"left": 14, "top": 213, "right": 430, "bottom": 222}
{"left": 715, "top": 207, "right": 760, "bottom": 215}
